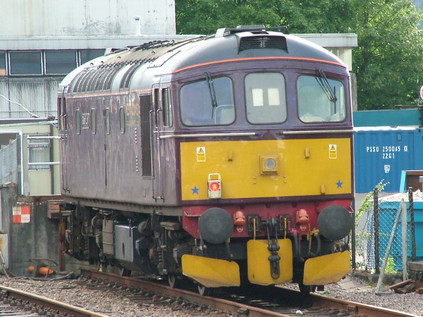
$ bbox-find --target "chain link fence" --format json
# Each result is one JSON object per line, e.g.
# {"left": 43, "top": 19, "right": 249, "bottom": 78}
{"left": 355, "top": 187, "right": 421, "bottom": 273}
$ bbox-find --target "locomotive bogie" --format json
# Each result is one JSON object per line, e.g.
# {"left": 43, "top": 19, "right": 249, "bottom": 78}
{"left": 59, "top": 26, "right": 355, "bottom": 292}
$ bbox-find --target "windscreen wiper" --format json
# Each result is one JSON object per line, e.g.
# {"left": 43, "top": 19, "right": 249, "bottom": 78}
{"left": 205, "top": 72, "right": 218, "bottom": 110}
{"left": 316, "top": 69, "right": 337, "bottom": 103}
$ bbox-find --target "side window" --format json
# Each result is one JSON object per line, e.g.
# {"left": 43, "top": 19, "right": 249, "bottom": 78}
{"left": 76, "top": 110, "right": 82, "bottom": 135}
{"left": 297, "top": 75, "right": 346, "bottom": 123}
{"left": 140, "top": 94, "right": 152, "bottom": 176}
{"left": 245, "top": 73, "right": 286, "bottom": 124}
{"left": 91, "top": 108, "right": 96, "bottom": 134}
{"left": 162, "top": 88, "right": 173, "bottom": 127}
{"left": 119, "top": 107, "right": 125, "bottom": 134}
{"left": 58, "top": 97, "right": 67, "bottom": 130}
{"left": 104, "top": 108, "right": 111, "bottom": 135}
{"left": 153, "top": 88, "right": 160, "bottom": 125}
{"left": 180, "top": 76, "right": 235, "bottom": 126}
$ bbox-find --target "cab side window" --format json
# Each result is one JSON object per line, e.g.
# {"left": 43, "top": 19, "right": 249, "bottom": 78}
{"left": 180, "top": 77, "right": 235, "bottom": 126}
{"left": 162, "top": 88, "right": 173, "bottom": 127}
{"left": 297, "top": 75, "right": 346, "bottom": 123}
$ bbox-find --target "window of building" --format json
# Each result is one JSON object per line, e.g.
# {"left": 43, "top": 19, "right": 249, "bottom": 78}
{"left": 45, "top": 50, "right": 77, "bottom": 74}
{"left": 0, "top": 51, "right": 6, "bottom": 76}
{"left": 80, "top": 50, "right": 105, "bottom": 64}
{"left": 245, "top": 73, "right": 287, "bottom": 124}
{"left": 28, "top": 136, "right": 50, "bottom": 170}
{"left": 1, "top": 49, "right": 105, "bottom": 76}
{"left": 9, "top": 51, "right": 42, "bottom": 75}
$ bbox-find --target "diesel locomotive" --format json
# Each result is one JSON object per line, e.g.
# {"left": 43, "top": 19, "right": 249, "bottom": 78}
{"left": 58, "top": 26, "right": 354, "bottom": 294}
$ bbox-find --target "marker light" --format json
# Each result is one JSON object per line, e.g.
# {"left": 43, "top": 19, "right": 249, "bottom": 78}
{"left": 233, "top": 210, "right": 246, "bottom": 232}
{"left": 233, "top": 210, "right": 246, "bottom": 226}
{"left": 296, "top": 208, "right": 310, "bottom": 232}
{"left": 208, "top": 173, "right": 222, "bottom": 199}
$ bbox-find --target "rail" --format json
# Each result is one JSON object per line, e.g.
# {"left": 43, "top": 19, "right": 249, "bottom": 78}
{"left": 0, "top": 285, "right": 109, "bottom": 317}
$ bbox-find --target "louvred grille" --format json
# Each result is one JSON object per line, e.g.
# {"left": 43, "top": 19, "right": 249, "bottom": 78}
{"left": 239, "top": 36, "right": 287, "bottom": 52}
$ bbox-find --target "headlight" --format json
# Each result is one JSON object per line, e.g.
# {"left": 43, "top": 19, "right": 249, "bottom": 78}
{"left": 264, "top": 158, "right": 277, "bottom": 170}
{"left": 259, "top": 154, "right": 280, "bottom": 175}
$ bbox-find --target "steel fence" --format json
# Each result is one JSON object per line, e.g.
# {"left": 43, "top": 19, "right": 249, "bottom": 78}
{"left": 355, "top": 187, "right": 419, "bottom": 273}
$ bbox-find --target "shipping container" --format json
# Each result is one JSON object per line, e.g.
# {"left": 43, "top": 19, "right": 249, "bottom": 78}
{"left": 354, "top": 128, "right": 423, "bottom": 193}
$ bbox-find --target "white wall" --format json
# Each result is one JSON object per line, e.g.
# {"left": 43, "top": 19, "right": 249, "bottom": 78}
{"left": 0, "top": 0, "right": 175, "bottom": 37}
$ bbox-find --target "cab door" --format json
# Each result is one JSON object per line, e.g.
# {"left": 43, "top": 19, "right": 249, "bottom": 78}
{"left": 151, "top": 87, "right": 163, "bottom": 201}
{"left": 58, "top": 92, "right": 69, "bottom": 193}
{"left": 151, "top": 85, "right": 173, "bottom": 202}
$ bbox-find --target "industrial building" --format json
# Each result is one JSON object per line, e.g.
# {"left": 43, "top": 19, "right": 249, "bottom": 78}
{"left": 0, "top": 0, "right": 178, "bottom": 197}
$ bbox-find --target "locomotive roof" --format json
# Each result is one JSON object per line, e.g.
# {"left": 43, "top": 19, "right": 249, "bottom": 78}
{"left": 62, "top": 26, "right": 345, "bottom": 94}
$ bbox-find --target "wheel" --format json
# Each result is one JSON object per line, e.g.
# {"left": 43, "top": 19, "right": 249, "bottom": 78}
{"left": 98, "top": 262, "right": 107, "bottom": 272}
{"left": 298, "top": 282, "right": 317, "bottom": 294}
{"left": 120, "top": 267, "right": 131, "bottom": 276}
{"left": 197, "top": 283, "right": 213, "bottom": 296}
{"left": 167, "top": 273, "right": 179, "bottom": 288}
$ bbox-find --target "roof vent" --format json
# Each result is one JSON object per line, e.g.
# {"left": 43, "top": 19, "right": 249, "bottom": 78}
{"left": 239, "top": 36, "right": 287, "bottom": 52}
{"left": 216, "top": 26, "right": 288, "bottom": 37}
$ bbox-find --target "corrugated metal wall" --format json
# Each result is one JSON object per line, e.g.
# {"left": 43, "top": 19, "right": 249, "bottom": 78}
{"left": 0, "top": 139, "right": 18, "bottom": 185}
{"left": 0, "top": 78, "right": 61, "bottom": 119}
{"left": 0, "top": 0, "right": 176, "bottom": 37}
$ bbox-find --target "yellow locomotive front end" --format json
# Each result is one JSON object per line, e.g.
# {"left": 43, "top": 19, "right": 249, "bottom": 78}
{"left": 179, "top": 137, "right": 353, "bottom": 289}
{"left": 180, "top": 138, "right": 352, "bottom": 200}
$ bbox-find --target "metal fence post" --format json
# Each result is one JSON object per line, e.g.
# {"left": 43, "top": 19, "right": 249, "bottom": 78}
{"left": 402, "top": 199, "right": 408, "bottom": 280}
{"left": 408, "top": 187, "right": 416, "bottom": 262}
{"left": 374, "top": 187, "right": 380, "bottom": 274}
{"left": 375, "top": 200, "right": 404, "bottom": 295}
{"left": 351, "top": 199, "right": 356, "bottom": 270}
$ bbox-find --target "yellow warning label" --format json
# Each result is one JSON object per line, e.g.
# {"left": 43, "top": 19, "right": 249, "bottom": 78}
{"left": 329, "top": 144, "right": 337, "bottom": 159}
{"left": 196, "top": 147, "right": 206, "bottom": 162}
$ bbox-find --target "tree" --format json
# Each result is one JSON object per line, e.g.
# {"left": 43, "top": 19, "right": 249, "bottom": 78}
{"left": 350, "top": 0, "right": 423, "bottom": 109}
{"left": 175, "top": 0, "right": 423, "bottom": 109}
{"left": 176, "top": 0, "right": 352, "bottom": 35}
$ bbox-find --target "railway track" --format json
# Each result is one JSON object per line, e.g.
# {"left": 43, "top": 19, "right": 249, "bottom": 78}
{"left": 81, "top": 270, "right": 418, "bottom": 317}
{"left": 0, "top": 284, "right": 109, "bottom": 317}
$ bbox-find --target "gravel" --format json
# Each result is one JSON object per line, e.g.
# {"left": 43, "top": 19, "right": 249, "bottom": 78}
{"left": 0, "top": 272, "right": 421, "bottom": 316}
{"left": 323, "top": 273, "right": 422, "bottom": 316}
{"left": 0, "top": 274, "right": 230, "bottom": 317}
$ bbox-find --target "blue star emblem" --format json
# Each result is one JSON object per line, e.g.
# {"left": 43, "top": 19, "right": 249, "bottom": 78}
{"left": 336, "top": 180, "right": 343, "bottom": 188}
{"left": 192, "top": 186, "right": 199, "bottom": 194}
